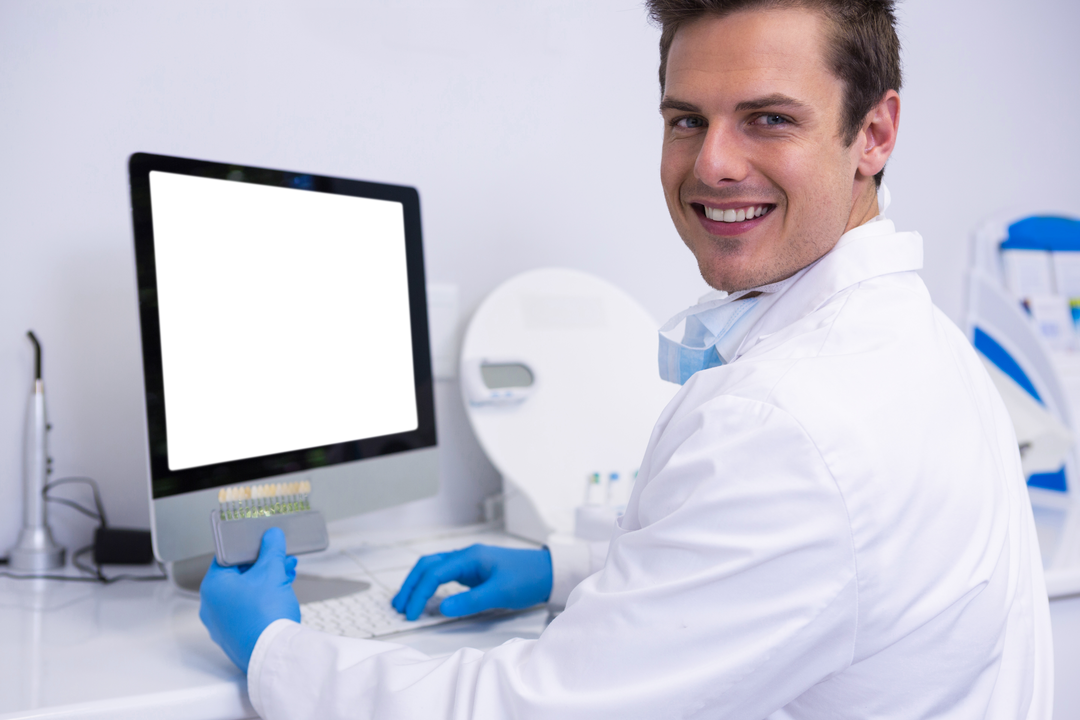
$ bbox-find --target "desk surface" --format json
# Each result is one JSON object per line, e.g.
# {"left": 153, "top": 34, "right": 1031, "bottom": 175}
{"left": 0, "top": 524, "right": 546, "bottom": 720}
{"left": 7, "top": 522, "right": 1080, "bottom": 719}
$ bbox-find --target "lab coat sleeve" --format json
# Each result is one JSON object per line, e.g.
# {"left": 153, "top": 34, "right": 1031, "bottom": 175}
{"left": 247, "top": 394, "right": 858, "bottom": 720}
{"left": 546, "top": 536, "right": 609, "bottom": 609}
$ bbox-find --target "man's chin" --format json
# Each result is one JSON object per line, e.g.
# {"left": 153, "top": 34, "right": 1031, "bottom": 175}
{"left": 697, "top": 258, "right": 792, "bottom": 293}
{"left": 698, "top": 266, "right": 757, "bottom": 294}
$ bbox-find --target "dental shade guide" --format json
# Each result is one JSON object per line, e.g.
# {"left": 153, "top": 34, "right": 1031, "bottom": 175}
{"left": 210, "top": 481, "right": 329, "bottom": 566}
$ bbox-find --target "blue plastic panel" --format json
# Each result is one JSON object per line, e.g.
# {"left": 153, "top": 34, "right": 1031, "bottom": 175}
{"left": 973, "top": 327, "right": 1043, "bottom": 404}
{"left": 1002, "top": 216, "right": 1080, "bottom": 251}
{"left": 972, "top": 327, "right": 1068, "bottom": 493}
{"left": 1029, "top": 468, "right": 1068, "bottom": 492}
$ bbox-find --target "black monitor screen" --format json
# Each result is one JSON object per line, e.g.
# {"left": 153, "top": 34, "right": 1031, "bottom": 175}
{"left": 154, "top": 173, "right": 414, "bottom": 468}
{"left": 129, "top": 153, "right": 436, "bottom": 499}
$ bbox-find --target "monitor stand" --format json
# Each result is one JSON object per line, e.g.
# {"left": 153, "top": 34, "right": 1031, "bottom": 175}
{"left": 168, "top": 552, "right": 369, "bottom": 603}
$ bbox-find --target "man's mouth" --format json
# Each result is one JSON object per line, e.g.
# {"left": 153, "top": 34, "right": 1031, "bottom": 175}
{"left": 698, "top": 204, "right": 774, "bottom": 223}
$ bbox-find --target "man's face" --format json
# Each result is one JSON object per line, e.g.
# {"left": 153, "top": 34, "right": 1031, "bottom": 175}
{"left": 660, "top": 8, "right": 870, "bottom": 292}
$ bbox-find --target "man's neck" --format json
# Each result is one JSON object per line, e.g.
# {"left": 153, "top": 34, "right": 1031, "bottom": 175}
{"left": 844, "top": 182, "right": 882, "bottom": 234}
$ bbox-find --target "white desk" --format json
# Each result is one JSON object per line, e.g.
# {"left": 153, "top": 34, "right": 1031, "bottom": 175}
{"left": 5, "top": 523, "right": 1080, "bottom": 719}
{"left": 0, "top": 524, "right": 547, "bottom": 720}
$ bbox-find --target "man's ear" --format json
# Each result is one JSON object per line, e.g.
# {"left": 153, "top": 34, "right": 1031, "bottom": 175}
{"left": 856, "top": 90, "right": 900, "bottom": 180}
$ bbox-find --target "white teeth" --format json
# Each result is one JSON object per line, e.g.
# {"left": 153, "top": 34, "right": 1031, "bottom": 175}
{"left": 704, "top": 204, "right": 769, "bottom": 223}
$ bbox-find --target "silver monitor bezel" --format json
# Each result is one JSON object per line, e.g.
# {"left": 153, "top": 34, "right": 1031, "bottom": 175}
{"left": 128, "top": 153, "right": 439, "bottom": 562}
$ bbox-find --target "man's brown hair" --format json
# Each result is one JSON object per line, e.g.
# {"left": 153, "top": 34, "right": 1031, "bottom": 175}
{"left": 647, "top": 0, "right": 902, "bottom": 184}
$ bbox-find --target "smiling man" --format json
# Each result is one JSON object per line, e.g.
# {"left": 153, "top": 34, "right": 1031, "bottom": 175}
{"left": 200, "top": 2, "right": 1053, "bottom": 718}
{"left": 659, "top": 6, "right": 893, "bottom": 293}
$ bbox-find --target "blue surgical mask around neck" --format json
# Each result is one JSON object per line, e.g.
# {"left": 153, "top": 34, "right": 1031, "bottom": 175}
{"left": 657, "top": 292, "right": 760, "bottom": 385}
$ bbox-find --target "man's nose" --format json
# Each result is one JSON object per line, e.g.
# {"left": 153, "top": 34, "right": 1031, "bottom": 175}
{"left": 693, "top": 125, "right": 749, "bottom": 187}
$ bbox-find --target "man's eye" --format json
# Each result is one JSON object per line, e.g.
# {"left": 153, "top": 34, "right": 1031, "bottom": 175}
{"left": 674, "top": 116, "right": 705, "bottom": 130}
{"left": 754, "top": 114, "right": 789, "bottom": 126}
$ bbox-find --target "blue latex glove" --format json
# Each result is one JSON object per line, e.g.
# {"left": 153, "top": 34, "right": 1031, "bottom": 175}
{"left": 392, "top": 544, "right": 552, "bottom": 621}
{"left": 199, "top": 527, "right": 301, "bottom": 673}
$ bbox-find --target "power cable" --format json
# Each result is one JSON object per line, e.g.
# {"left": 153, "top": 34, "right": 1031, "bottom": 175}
{"left": 0, "top": 476, "right": 165, "bottom": 584}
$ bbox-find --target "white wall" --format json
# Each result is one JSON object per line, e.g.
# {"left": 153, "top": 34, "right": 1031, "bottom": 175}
{"left": 1, "top": 0, "right": 1079, "bottom": 555}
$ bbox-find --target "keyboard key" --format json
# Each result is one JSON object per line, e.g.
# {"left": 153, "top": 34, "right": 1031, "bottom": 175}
{"left": 301, "top": 582, "right": 468, "bottom": 639}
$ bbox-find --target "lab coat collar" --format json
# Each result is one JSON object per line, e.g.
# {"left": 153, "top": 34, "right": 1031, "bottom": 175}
{"left": 728, "top": 216, "right": 924, "bottom": 362}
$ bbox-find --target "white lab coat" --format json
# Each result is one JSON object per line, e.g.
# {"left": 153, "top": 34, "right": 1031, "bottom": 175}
{"left": 247, "top": 216, "right": 1053, "bottom": 719}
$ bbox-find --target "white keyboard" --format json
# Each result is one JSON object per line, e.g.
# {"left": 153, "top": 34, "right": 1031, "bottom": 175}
{"left": 300, "top": 582, "right": 468, "bottom": 639}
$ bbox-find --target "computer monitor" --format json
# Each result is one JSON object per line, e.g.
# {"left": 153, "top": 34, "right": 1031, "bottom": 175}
{"left": 128, "top": 153, "right": 438, "bottom": 576}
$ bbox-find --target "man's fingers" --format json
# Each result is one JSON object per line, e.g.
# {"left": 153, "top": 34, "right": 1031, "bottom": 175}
{"left": 200, "top": 559, "right": 240, "bottom": 590}
{"left": 404, "top": 554, "right": 472, "bottom": 621}
{"left": 204, "top": 558, "right": 229, "bottom": 577}
{"left": 255, "top": 527, "right": 288, "bottom": 566}
{"left": 439, "top": 581, "right": 504, "bottom": 617}
{"left": 393, "top": 553, "right": 448, "bottom": 613}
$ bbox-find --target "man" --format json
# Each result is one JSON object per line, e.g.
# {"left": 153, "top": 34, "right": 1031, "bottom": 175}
{"left": 201, "top": 1, "right": 1054, "bottom": 717}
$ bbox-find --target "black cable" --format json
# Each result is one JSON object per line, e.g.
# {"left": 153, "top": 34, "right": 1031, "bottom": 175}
{"left": 43, "top": 477, "right": 108, "bottom": 527}
{"left": 0, "top": 476, "right": 167, "bottom": 584}
{"left": 72, "top": 545, "right": 166, "bottom": 584}
{"left": 0, "top": 571, "right": 105, "bottom": 582}
{"left": 72, "top": 544, "right": 103, "bottom": 580}
{"left": 0, "top": 549, "right": 167, "bottom": 584}
{"left": 0, "top": 559, "right": 166, "bottom": 584}
{"left": 45, "top": 496, "right": 102, "bottom": 523}
{"left": 71, "top": 546, "right": 102, "bottom": 578}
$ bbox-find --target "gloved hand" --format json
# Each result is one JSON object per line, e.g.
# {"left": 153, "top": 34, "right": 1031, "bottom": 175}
{"left": 199, "top": 527, "right": 301, "bottom": 673}
{"left": 392, "top": 544, "right": 552, "bottom": 621}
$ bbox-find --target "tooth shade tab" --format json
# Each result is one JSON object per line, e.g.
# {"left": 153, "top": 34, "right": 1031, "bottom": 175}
{"left": 217, "top": 480, "right": 313, "bottom": 520}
